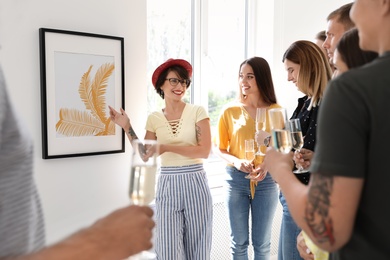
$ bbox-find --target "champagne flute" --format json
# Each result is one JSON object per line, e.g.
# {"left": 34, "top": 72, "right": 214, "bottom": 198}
{"left": 244, "top": 139, "right": 255, "bottom": 179}
{"left": 255, "top": 108, "right": 267, "bottom": 156}
{"left": 289, "top": 118, "right": 308, "bottom": 174}
{"left": 268, "top": 108, "right": 292, "bottom": 154}
{"left": 128, "top": 139, "right": 159, "bottom": 260}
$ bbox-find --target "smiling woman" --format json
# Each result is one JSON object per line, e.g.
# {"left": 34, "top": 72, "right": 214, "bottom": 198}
{"left": 215, "top": 56, "right": 280, "bottom": 259}
{"left": 0, "top": 0, "right": 359, "bottom": 259}
{"left": 144, "top": 1, "right": 351, "bottom": 259}
{"left": 109, "top": 58, "right": 213, "bottom": 259}
{"left": 145, "top": 5, "right": 247, "bottom": 257}
{"left": 146, "top": 0, "right": 245, "bottom": 133}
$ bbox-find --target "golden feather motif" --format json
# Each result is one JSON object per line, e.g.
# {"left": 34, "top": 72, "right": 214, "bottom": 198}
{"left": 56, "top": 63, "right": 116, "bottom": 137}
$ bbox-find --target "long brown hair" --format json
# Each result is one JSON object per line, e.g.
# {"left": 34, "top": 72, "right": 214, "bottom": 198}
{"left": 238, "top": 57, "right": 277, "bottom": 104}
{"left": 336, "top": 28, "right": 378, "bottom": 69}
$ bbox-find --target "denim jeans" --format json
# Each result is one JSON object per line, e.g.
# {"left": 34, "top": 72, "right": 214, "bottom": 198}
{"left": 224, "top": 166, "right": 278, "bottom": 260}
{"left": 278, "top": 192, "right": 303, "bottom": 260}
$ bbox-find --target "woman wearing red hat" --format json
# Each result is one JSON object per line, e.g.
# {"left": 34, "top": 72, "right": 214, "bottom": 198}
{"left": 109, "top": 58, "right": 213, "bottom": 259}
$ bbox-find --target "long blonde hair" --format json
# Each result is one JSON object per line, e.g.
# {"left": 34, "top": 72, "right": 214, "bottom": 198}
{"left": 282, "top": 40, "right": 332, "bottom": 110}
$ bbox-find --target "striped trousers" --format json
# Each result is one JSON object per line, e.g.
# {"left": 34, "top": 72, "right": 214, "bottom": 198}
{"left": 155, "top": 164, "right": 213, "bottom": 260}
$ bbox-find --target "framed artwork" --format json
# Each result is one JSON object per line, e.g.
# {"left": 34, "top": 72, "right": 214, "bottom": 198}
{"left": 39, "top": 28, "right": 125, "bottom": 159}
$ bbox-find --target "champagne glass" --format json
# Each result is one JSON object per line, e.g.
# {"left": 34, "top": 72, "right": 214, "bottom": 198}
{"left": 268, "top": 108, "right": 292, "bottom": 154}
{"left": 244, "top": 139, "right": 255, "bottom": 179}
{"left": 128, "top": 139, "right": 159, "bottom": 260}
{"left": 255, "top": 108, "right": 267, "bottom": 156}
{"left": 289, "top": 119, "right": 308, "bottom": 174}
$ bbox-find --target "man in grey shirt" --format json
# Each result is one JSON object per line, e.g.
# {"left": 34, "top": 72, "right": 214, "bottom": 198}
{"left": 0, "top": 65, "right": 155, "bottom": 259}
{"left": 0, "top": 66, "right": 45, "bottom": 255}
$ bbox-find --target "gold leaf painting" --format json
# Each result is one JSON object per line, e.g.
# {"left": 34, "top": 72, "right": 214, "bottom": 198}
{"left": 56, "top": 63, "right": 115, "bottom": 137}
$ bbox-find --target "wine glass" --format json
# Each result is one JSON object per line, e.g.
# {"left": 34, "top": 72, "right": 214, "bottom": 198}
{"left": 268, "top": 108, "right": 292, "bottom": 154}
{"left": 128, "top": 139, "right": 159, "bottom": 260}
{"left": 244, "top": 139, "right": 255, "bottom": 179}
{"left": 289, "top": 118, "right": 308, "bottom": 174}
{"left": 255, "top": 108, "right": 267, "bottom": 156}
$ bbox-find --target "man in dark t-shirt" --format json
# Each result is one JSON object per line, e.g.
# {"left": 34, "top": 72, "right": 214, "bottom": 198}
{"left": 264, "top": 1, "right": 390, "bottom": 259}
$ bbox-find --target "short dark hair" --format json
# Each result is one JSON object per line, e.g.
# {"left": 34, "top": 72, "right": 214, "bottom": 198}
{"left": 155, "top": 65, "right": 190, "bottom": 99}
{"left": 327, "top": 2, "right": 355, "bottom": 31}
{"left": 315, "top": 30, "right": 326, "bottom": 42}
{"left": 336, "top": 28, "right": 378, "bottom": 69}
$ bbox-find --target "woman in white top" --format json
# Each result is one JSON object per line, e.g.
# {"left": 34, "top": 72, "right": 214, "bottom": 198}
{"left": 109, "top": 58, "right": 213, "bottom": 260}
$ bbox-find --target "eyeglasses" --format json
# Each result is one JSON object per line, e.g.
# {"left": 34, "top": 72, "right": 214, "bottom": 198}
{"left": 165, "top": 78, "right": 191, "bottom": 87}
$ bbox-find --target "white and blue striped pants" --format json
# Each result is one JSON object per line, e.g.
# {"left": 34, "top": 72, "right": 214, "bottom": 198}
{"left": 155, "top": 164, "right": 213, "bottom": 260}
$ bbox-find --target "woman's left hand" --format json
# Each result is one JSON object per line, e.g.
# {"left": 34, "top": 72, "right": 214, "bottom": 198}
{"left": 293, "top": 148, "right": 314, "bottom": 170}
{"left": 234, "top": 159, "right": 254, "bottom": 173}
{"left": 248, "top": 163, "right": 267, "bottom": 182}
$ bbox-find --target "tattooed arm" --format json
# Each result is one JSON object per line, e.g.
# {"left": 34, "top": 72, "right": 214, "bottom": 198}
{"left": 264, "top": 148, "right": 363, "bottom": 252}
{"left": 304, "top": 173, "right": 363, "bottom": 252}
{"left": 108, "top": 106, "right": 141, "bottom": 142}
{"left": 159, "top": 118, "right": 211, "bottom": 158}
{"left": 108, "top": 106, "right": 210, "bottom": 158}
{"left": 108, "top": 106, "right": 158, "bottom": 156}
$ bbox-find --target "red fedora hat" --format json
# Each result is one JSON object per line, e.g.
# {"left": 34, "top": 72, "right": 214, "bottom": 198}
{"left": 152, "top": 58, "right": 192, "bottom": 88}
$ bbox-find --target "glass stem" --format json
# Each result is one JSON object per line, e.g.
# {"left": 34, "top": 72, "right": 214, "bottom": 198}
{"left": 296, "top": 149, "right": 303, "bottom": 171}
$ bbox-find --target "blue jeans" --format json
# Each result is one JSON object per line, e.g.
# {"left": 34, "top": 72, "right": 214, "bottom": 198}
{"left": 224, "top": 166, "right": 278, "bottom": 260}
{"left": 278, "top": 192, "right": 303, "bottom": 260}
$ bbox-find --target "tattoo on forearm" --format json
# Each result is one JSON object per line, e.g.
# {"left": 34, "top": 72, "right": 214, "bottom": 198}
{"left": 195, "top": 124, "right": 201, "bottom": 144}
{"left": 127, "top": 127, "right": 145, "bottom": 154}
{"left": 128, "top": 127, "right": 139, "bottom": 140}
{"left": 305, "top": 174, "right": 335, "bottom": 245}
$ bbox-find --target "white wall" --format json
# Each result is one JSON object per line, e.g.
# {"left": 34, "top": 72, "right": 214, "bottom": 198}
{"left": 0, "top": 0, "right": 351, "bottom": 246}
{"left": 0, "top": 0, "right": 147, "bottom": 244}
{"left": 253, "top": 0, "right": 351, "bottom": 116}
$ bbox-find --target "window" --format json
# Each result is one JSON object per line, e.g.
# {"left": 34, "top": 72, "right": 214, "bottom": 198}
{"left": 147, "top": 0, "right": 250, "bottom": 190}
{"left": 146, "top": 0, "right": 192, "bottom": 111}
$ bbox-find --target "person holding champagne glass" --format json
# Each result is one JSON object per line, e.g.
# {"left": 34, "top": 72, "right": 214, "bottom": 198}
{"left": 215, "top": 56, "right": 280, "bottom": 259}
{"left": 254, "top": 107, "right": 267, "bottom": 156}
{"left": 293, "top": 28, "right": 378, "bottom": 175}
{"left": 265, "top": 1, "right": 390, "bottom": 258}
{"left": 276, "top": 40, "right": 333, "bottom": 260}
{"left": 294, "top": 28, "right": 378, "bottom": 260}
{"left": 109, "top": 58, "right": 213, "bottom": 260}
{"left": 289, "top": 119, "right": 305, "bottom": 174}
{"left": 0, "top": 62, "right": 155, "bottom": 260}
{"left": 268, "top": 107, "right": 293, "bottom": 155}
{"left": 244, "top": 139, "right": 256, "bottom": 171}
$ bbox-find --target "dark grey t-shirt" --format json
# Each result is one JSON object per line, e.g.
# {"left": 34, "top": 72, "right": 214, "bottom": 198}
{"left": 0, "top": 66, "right": 45, "bottom": 256}
{"left": 311, "top": 52, "right": 390, "bottom": 259}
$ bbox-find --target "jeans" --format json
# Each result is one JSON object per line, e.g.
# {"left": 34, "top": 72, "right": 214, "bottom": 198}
{"left": 278, "top": 192, "right": 303, "bottom": 260}
{"left": 224, "top": 166, "right": 278, "bottom": 260}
